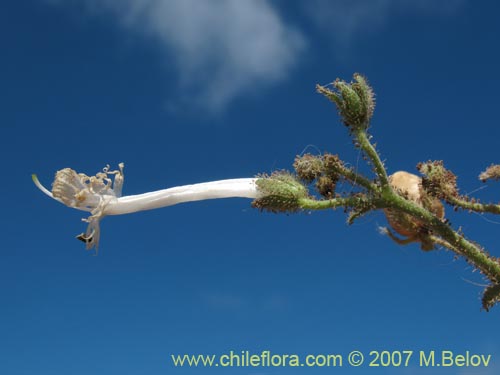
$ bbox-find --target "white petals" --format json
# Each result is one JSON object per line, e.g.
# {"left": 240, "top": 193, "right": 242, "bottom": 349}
{"left": 52, "top": 168, "right": 101, "bottom": 209}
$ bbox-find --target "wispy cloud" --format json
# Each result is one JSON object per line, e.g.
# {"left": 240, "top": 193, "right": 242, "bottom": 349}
{"left": 69, "top": 0, "right": 305, "bottom": 112}
{"left": 47, "top": 0, "right": 466, "bottom": 113}
{"left": 303, "top": 0, "right": 466, "bottom": 46}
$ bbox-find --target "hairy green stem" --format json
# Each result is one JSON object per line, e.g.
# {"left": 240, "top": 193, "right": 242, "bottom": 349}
{"left": 297, "top": 195, "right": 382, "bottom": 211}
{"left": 429, "top": 235, "right": 458, "bottom": 252}
{"left": 337, "top": 162, "right": 380, "bottom": 192}
{"left": 446, "top": 195, "right": 500, "bottom": 215}
{"left": 354, "top": 129, "right": 389, "bottom": 188}
{"left": 351, "top": 127, "right": 500, "bottom": 283}
{"left": 387, "top": 193, "right": 500, "bottom": 283}
{"left": 296, "top": 186, "right": 500, "bottom": 284}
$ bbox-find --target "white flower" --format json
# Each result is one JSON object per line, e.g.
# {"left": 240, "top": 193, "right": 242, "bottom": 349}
{"left": 33, "top": 163, "right": 259, "bottom": 251}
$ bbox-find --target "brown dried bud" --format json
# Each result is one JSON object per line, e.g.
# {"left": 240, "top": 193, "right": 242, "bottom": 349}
{"left": 322, "top": 153, "right": 343, "bottom": 180}
{"left": 316, "top": 176, "right": 336, "bottom": 198}
{"left": 293, "top": 154, "right": 323, "bottom": 183}
{"left": 482, "top": 283, "right": 500, "bottom": 312}
{"left": 417, "top": 161, "right": 458, "bottom": 200}
{"left": 479, "top": 164, "right": 500, "bottom": 182}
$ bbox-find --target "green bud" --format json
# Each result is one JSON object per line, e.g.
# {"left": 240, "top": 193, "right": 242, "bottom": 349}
{"left": 352, "top": 73, "right": 375, "bottom": 123}
{"left": 317, "top": 74, "right": 375, "bottom": 130}
{"left": 252, "top": 172, "right": 308, "bottom": 213}
{"left": 336, "top": 80, "right": 362, "bottom": 117}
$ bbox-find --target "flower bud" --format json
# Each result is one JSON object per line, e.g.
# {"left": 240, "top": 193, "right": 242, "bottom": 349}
{"left": 479, "top": 164, "right": 500, "bottom": 182}
{"left": 316, "top": 175, "right": 336, "bottom": 199}
{"left": 252, "top": 172, "right": 308, "bottom": 213}
{"left": 417, "top": 161, "right": 458, "bottom": 200}
{"left": 482, "top": 282, "right": 500, "bottom": 312}
{"left": 293, "top": 154, "right": 323, "bottom": 183}
{"left": 317, "top": 73, "right": 375, "bottom": 130}
{"left": 322, "top": 153, "right": 344, "bottom": 180}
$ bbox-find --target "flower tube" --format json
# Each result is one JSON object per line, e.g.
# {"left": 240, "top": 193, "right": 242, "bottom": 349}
{"left": 33, "top": 163, "right": 259, "bottom": 251}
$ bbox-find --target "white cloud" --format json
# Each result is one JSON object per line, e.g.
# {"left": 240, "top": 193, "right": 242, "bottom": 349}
{"left": 47, "top": 0, "right": 467, "bottom": 112}
{"left": 69, "top": 0, "right": 305, "bottom": 112}
{"left": 304, "top": 0, "right": 466, "bottom": 46}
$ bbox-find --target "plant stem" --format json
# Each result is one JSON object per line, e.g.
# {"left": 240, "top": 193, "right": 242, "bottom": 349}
{"left": 336, "top": 162, "right": 380, "bottom": 192}
{"left": 298, "top": 184, "right": 500, "bottom": 284}
{"left": 354, "top": 129, "right": 389, "bottom": 188}
{"left": 446, "top": 195, "right": 500, "bottom": 215}
{"left": 297, "top": 195, "right": 381, "bottom": 211}
{"left": 388, "top": 193, "right": 500, "bottom": 283}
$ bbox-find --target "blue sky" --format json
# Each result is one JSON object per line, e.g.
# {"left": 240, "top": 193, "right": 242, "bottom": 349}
{"left": 1, "top": 0, "right": 500, "bottom": 374}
